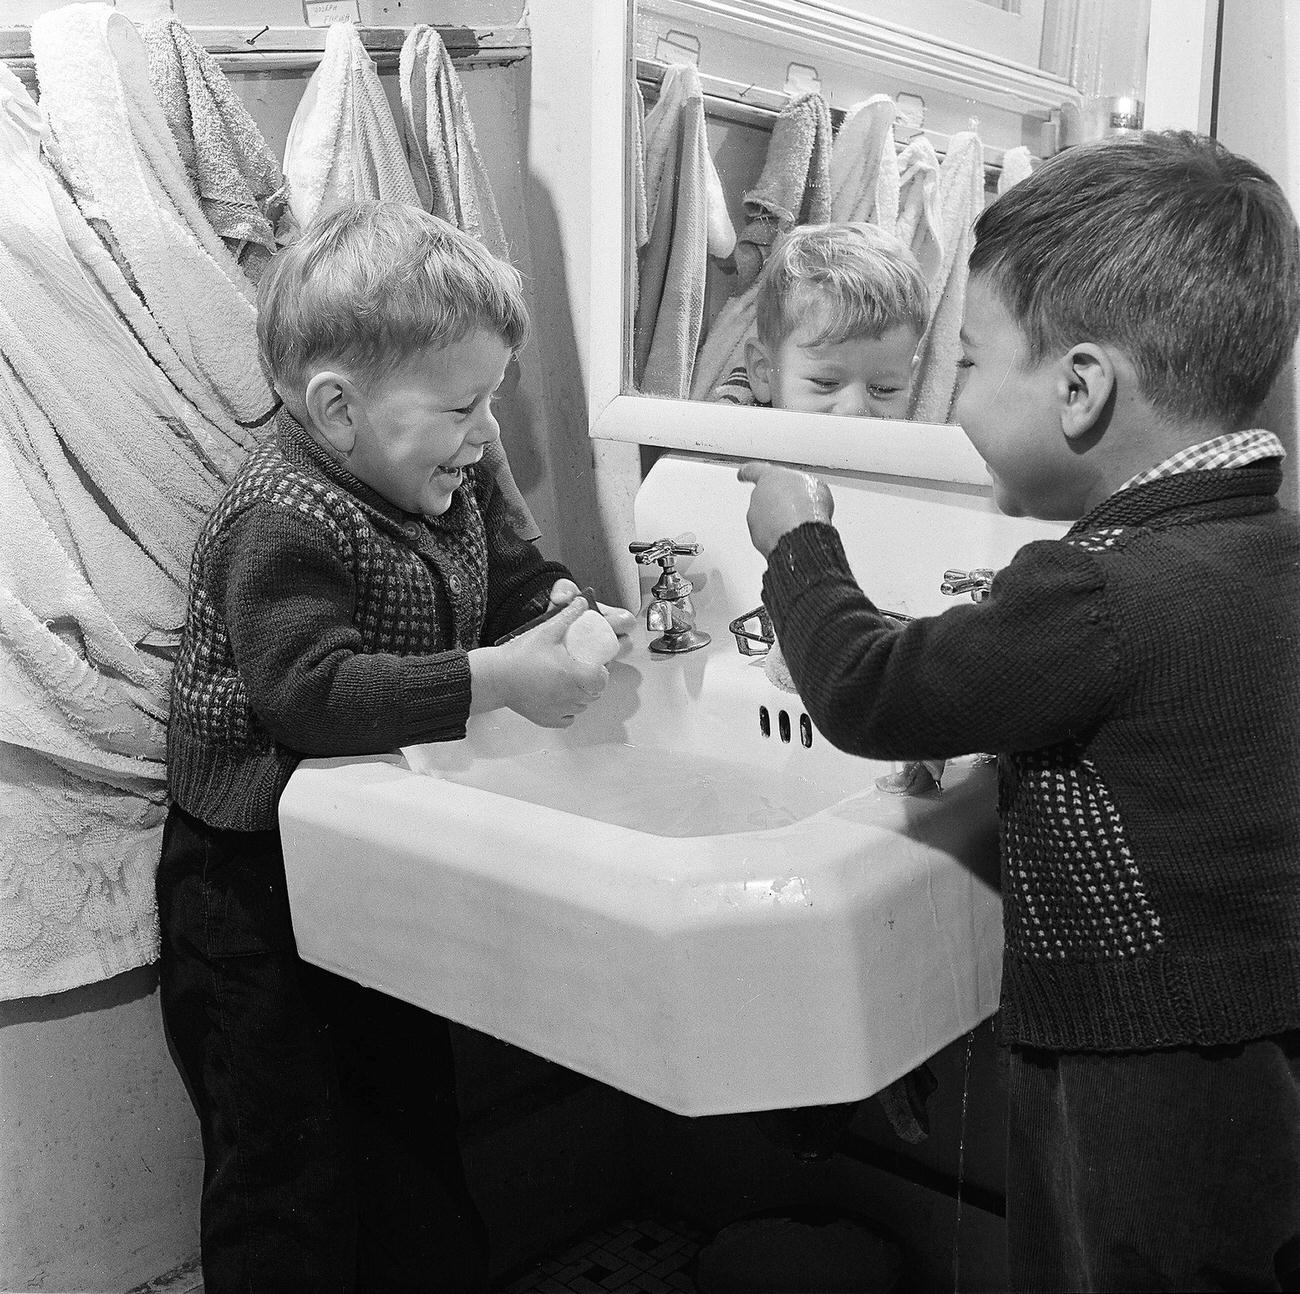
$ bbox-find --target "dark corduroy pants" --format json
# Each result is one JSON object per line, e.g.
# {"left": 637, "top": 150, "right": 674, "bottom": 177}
{"left": 156, "top": 803, "right": 489, "bottom": 1294}
{"left": 1006, "top": 1037, "right": 1300, "bottom": 1292}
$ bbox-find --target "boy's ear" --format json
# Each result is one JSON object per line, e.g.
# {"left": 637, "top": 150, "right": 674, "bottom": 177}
{"left": 745, "top": 339, "right": 774, "bottom": 404}
{"left": 1056, "top": 342, "right": 1116, "bottom": 442}
{"left": 304, "top": 371, "right": 359, "bottom": 457}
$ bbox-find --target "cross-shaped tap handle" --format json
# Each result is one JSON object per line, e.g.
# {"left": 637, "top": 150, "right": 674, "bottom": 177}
{"left": 629, "top": 539, "right": 704, "bottom": 566}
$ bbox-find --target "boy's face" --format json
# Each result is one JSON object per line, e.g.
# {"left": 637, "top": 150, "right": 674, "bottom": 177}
{"left": 954, "top": 277, "right": 1093, "bottom": 521}
{"left": 347, "top": 329, "right": 511, "bottom": 518}
{"left": 746, "top": 320, "right": 919, "bottom": 419}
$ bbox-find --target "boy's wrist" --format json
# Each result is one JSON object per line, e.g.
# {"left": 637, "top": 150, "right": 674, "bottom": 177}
{"left": 467, "top": 646, "right": 507, "bottom": 715}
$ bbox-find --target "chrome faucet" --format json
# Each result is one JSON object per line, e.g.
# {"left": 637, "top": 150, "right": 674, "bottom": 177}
{"left": 629, "top": 539, "right": 711, "bottom": 654}
{"left": 941, "top": 568, "right": 994, "bottom": 603}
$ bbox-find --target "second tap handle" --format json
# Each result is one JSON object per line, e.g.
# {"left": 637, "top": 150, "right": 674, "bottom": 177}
{"left": 629, "top": 539, "right": 703, "bottom": 564}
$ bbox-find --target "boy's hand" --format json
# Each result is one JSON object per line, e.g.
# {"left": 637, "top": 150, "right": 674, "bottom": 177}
{"left": 736, "top": 462, "right": 835, "bottom": 557}
{"left": 546, "top": 578, "right": 637, "bottom": 637}
{"left": 470, "top": 599, "right": 608, "bottom": 728}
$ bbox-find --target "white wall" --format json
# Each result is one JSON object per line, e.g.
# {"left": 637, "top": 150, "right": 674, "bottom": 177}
{"left": 1217, "top": 0, "right": 1300, "bottom": 512}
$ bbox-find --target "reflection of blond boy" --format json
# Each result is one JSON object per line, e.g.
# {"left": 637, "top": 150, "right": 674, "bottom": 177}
{"left": 712, "top": 222, "right": 929, "bottom": 418}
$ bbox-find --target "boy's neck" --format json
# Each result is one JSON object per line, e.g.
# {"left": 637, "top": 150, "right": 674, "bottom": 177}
{"left": 1081, "top": 404, "right": 1245, "bottom": 514}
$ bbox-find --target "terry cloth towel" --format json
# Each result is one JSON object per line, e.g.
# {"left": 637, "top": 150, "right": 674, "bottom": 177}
{"left": 910, "top": 131, "right": 985, "bottom": 424}
{"left": 0, "top": 60, "right": 215, "bottom": 998}
{"left": 894, "top": 135, "right": 944, "bottom": 287}
{"left": 32, "top": 3, "right": 274, "bottom": 430}
{"left": 688, "top": 276, "right": 760, "bottom": 401}
{"left": 829, "top": 95, "right": 900, "bottom": 228}
{"left": 629, "top": 77, "right": 650, "bottom": 253}
{"left": 141, "top": 15, "right": 296, "bottom": 281}
{"left": 399, "top": 24, "right": 509, "bottom": 259}
{"left": 0, "top": 62, "right": 225, "bottom": 642}
{"left": 283, "top": 19, "right": 420, "bottom": 227}
{"left": 997, "top": 144, "right": 1034, "bottom": 194}
{"left": 634, "top": 63, "right": 715, "bottom": 398}
{"left": 733, "top": 91, "right": 832, "bottom": 293}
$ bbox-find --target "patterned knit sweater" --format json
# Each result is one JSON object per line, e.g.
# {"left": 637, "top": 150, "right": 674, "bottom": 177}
{"left": 168, "top": 412, "right": 567, "bottom": 831}
{"left": 762, "top": 464, "right": 1300, "bottom": 1050}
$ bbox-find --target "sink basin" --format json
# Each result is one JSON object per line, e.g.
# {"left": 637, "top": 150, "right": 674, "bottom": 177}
{"left": 280, "top": 640, "right": 1003, "bottom": 1116}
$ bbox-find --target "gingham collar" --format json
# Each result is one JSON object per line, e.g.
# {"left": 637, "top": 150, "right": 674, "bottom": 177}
{"left": 1116, "top": 429, "right": 1286, "bottom": 496}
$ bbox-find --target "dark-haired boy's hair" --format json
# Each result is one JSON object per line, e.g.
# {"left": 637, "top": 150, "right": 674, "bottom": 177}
{"left": 970, "top": 130, "right": 1300, "bottom": 426}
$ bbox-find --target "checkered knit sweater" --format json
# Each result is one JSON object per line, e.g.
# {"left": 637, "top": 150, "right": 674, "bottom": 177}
{"left": 763, "top": 463, "right": 1300, "bottom": 1050}
{"left": 168, "top": 412, "right": 567, "bottom": 831}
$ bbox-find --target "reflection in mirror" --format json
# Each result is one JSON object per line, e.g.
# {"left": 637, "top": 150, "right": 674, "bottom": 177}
{"left": 625, "top": 0, "right": 1154, "bottom": 433}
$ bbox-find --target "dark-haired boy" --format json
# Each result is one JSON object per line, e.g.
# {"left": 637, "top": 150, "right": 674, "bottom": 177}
{"left": 737, "top": 131, "right": 1300, "bottom": 1291}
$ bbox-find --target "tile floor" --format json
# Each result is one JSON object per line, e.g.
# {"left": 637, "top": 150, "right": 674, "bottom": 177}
{"left": 498, "top": 1217, "right": 708, "bottom": 1294}
{"left": 125, "top": 1217, "right": 707, "bottom": 1294}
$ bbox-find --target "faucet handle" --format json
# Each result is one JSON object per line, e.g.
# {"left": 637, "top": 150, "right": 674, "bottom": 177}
{"left": 941, "top": 568, "right": 995, "bottom": 602}
{"left": 630, "top": 538, "right": 703, "bottom": 566}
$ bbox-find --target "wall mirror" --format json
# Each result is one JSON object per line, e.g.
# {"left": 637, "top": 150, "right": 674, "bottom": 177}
{"left": 580, "top": 0, "right": 1219, "bottom": 484}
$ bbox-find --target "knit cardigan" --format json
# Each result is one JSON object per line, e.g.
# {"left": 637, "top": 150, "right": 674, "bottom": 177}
{"left": 762, "top": 464, "right": 1300, "bottom": 1051}
{"left": 168, "top": 412, "right": 567, "bottom": 832}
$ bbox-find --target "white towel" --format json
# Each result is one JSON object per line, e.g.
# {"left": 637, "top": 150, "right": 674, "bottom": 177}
{"left": 895, "top": 135, "right": 944, "bottom": 287}
{"left": 998, "top": 145, "right": 1034, "bottom": 194}
{"left": 629, "top": 78, "right": 650, "bottom": 253}
{"left": 399, "top": 24, "right": 508, "bottom": 258}
{"left": 32, "top": 3, "right": 274, "bottom": 428}
{"left": 283, "top": 20, "right": 419, "bottom": 227}
{"left": 830, "top": 95, "right": 900, "bottom": 229}
{"left": 689, "top": 277, "right": 760, "bottom": 402}
{"left": 733, "top": 91, "right": 832, "bottom": 292}
{"left": 0, "top": 60, "right": 228, "bottom": 999}
{"left": 910, "top": 132, "right": 985, "bottom": 424}
{"left": 635, "top": 64, "right": 715, "bottom": 397}
{"left": 142, "top": 15, "right": 296, "bottom": 280}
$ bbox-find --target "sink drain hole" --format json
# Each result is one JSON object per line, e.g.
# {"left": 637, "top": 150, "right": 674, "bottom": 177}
{"left": 759, "top": 705, "right": 770, "bottom": 738}
{"left": 778, "top": 710, "right": 791, "bottom": 743}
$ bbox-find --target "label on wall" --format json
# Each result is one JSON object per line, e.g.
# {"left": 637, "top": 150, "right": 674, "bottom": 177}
{"left": 303, "top": 0, "right": 362, "bottom": 25}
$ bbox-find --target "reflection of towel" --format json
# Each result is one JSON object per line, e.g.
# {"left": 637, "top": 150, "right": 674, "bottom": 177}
{"left": 283, "top": 20, "right": 419, "bottom": 227}
{"left": 400, "top": 24, "right": 508, "bottom": 258}
{"left": 895, "top": 136, "right": 944, "bottom": 286}
{"left": 688, "top": 276, "right": 759, "bottom": 401}
{"left": 734, "top": 92, "right": 832, "bottom": 292}
{"left": 0, "top": 62, "right": 218, "bottom": 1000}
{"left": 629, "top": 78, "right": 650, "bottom": 252}
{"left": 141, "top": 16, "right": 295, "bottom": 280}
{"left": 910, "top": 132, "right": 984, "bottom": 423}
{"left": 830, "top": 95, "right": 900, "bottom": 228}
{"left": 997, "top": 144, "right": 1034, "bottom": 194}
{"left": 635, "top": 64, "right": 713, "bottom": 397}
{"left": 32, "top": 3, "right": 273, "bottom": 428}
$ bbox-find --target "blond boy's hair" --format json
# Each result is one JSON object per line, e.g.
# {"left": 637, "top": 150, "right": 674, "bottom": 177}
{"left": 256, "top": 200, "right": 529, "bottom": 398}
{"left": 754, "top": 222, "right": 929, "bottom": 350}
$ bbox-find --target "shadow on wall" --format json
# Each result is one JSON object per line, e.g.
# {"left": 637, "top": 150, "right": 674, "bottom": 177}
{"left": 517, "top": 170, "right": 637, "bottom": 601}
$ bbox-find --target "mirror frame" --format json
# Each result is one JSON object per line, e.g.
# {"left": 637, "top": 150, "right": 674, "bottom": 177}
{"left": 534, "top": 0, "right": 1221, "bottom": 486}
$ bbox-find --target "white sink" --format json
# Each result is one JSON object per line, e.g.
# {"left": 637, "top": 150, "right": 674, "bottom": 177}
{"left": 280, "top": 639, "right": 1003, "bottom": 1117}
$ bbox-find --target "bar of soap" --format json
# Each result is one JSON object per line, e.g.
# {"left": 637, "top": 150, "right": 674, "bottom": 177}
{"left": 564, "top": 609, "right": 620, "bottom": 666}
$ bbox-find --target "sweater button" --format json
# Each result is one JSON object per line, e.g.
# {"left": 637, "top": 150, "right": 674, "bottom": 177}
{"left": 448, "top": 575, "right": 460, "bottom": 592}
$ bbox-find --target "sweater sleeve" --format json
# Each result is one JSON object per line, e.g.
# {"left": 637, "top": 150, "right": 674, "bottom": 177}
{"left": 214, "top": 505, "right": 473, "bottom": 755}
{"left": 762, "top": 521, "right": 1120, "bottom": 760}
